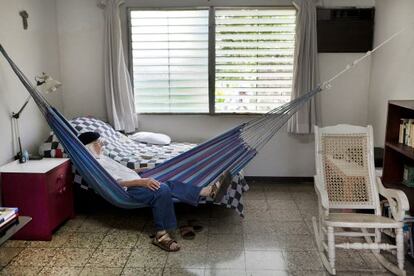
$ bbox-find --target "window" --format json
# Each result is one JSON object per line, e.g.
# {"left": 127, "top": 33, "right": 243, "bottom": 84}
{"left": 215, "top": 9, "right": 296, "bottom": 113}
{"left": 130, "top": 10, "right": 209, "bottom": 113}
{"left": 129, "top": 8, "right": 296, "bottom": 114}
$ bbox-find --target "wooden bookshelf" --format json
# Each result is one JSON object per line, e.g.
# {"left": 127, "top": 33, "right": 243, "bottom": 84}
{"left": 382, "top": 100, "right": 414, "bottom": 214}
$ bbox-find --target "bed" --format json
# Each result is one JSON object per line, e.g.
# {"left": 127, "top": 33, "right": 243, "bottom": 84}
{"left": 40, "top": 116, "right": 249, "bottom": 216}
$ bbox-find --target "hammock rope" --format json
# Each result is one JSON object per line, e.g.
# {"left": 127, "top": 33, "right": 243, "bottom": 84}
{"left": 0, "top": 24, "right": 405, "bottom": 209}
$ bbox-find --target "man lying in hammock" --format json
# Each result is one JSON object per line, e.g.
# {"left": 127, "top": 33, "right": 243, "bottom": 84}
{"left": 78, "top": 131, "right": 230, "bottom": 252}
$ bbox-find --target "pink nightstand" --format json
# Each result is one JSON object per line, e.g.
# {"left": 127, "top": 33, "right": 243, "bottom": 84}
{"left": 0, "top": 158, "right": 75, "bottom": 240}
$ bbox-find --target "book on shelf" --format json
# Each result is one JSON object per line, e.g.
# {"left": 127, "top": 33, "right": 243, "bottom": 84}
{"left": 399, "top": 119, "right": 414, "bottom": 147}
{"left": 403, "top": 165, "right": 414, "bottom": 187}
{"left": 0, "top": 207, "right": 19, "bottom": 228}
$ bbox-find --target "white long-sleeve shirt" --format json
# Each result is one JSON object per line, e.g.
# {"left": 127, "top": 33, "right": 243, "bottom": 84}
{"left": 96, "top": 155, "right": 141, "bottom": 183}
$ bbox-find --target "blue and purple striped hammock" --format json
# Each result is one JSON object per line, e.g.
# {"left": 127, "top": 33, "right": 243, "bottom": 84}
{"left": 0, "top": 44, "right": 321, "bottom": 209}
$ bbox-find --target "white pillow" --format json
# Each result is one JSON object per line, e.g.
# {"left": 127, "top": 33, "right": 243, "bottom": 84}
{"left": 129, "top": 131, "right": 171, "bottom": 145}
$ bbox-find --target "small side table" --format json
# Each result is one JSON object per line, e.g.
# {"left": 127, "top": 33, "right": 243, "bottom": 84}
{"left": 0, "top": 216, "right": 32, "bottom": 246}
{"left": 0, "top": 158, "right": 75, "bottom": 240}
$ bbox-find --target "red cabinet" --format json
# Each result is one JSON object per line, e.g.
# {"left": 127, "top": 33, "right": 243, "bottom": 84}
{"left": 0, "top": 158, "right": 75, "bottom": 240}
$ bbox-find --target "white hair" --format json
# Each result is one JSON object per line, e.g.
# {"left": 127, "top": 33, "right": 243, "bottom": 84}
{"left": 86, "top": 142, "right": 103, "bottom": 159}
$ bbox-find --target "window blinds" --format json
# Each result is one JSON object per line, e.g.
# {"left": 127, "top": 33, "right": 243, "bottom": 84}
{"left": 215, "top": 9, "right": 296, "bottom": 113}
{"left": 130, "top": 10, "right": 209, "bottom": 113}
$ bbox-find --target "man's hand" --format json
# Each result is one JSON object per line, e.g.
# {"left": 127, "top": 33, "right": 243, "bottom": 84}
{"left": 141, "top": 178, "right": 160, "bottom": 191}
{"left": 119, "top": 177, "right": 161, "bottom": 190}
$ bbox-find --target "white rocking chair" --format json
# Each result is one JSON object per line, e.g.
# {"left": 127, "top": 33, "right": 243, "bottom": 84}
{"left": 312, "top": 124, "right": 409, "bottom": 275}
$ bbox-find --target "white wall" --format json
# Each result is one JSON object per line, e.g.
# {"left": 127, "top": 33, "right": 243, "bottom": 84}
{"left": 368, "top": 0, "right": 414, "bottom": 146}
{"left": 0, "top": 0, "right": 62, "bottom": 166}
{"left": 56, "top": 0, "right": 373, "bottom": 176}
{"left": 56, "top": 0, "right": 106, "bottom": 121}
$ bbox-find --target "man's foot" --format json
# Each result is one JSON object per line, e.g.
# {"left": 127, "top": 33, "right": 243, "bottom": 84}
{"left": 211, "top": 171, "right": 232, "bottom": 203}
{"left": 152, "top": 231, "right": 180, "bottom": 252}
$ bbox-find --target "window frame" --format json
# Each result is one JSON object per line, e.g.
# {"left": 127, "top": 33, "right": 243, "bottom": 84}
{"left": 126, "top": 5, "right": 296, "bottom": 116}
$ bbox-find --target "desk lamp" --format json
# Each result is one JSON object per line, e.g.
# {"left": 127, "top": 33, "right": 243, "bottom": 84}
{"left": 12, "top": 73, "right": 61, "bottom": 163}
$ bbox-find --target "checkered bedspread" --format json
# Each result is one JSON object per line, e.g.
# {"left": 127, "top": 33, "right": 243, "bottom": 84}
{"left": 40, "top": 117, "right": 249, "bottom": 216}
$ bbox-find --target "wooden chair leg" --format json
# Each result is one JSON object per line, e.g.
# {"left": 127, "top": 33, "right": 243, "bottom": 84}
{"left": 374, "top": 228, "right": 381, "bottom": 254}
{"left": 396, "top": 228, "right": 405, "bottom": 271}
{"left": 327, "top": 226, "right": 336, "bottom": 275}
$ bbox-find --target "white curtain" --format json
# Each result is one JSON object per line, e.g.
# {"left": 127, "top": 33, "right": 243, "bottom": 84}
{"left": 287, "top": 0, "right": 320, "bottom": 134}
{"left": 101, "top": 0, "right": 137, "bottom": 133}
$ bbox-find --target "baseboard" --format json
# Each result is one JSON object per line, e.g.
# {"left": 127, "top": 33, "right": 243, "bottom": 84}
{"left": 244, "top": 176, "right": 313, "bottom": 183}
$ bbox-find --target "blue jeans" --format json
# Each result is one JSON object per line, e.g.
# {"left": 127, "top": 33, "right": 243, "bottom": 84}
{"left": 127, "top": 180, "right": 203, "bottom": 231}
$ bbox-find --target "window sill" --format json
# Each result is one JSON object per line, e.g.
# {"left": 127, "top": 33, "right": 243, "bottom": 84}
{"left": 137, "top": 112, "right": 263, "bottom": 116}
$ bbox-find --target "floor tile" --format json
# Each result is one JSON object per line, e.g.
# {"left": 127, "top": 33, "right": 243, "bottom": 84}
{"left": 267, "top": 199, "right": 297, "bottom": 210}
{"left": 39, "top": 266, "right": 83, "bottom": 276}
{"left": 272, "top": 221, "right": 310, "bottom": 235}
{"left": 100, "top": 229, "right": 139, "bottom": 249}
{"left": 206, "top": 250, "right": 245, "bottom": 269}
{"left": 80, "top": 266, "right": 123, "bottom": 276}
{"left": 244, "top": 190, "right": 266, "bottom": 200}
{"left": 76, "top": 217, "right": 114, "bottom": 233}
{"left": 0, "top": 240, "right": 30, "bottom": 248}
{"left": 29, "top": 232, "right": 73, "bottom": 248}
{"left": 163, "top": 268, "right": 205, "bottom": 276}
{"left": 243, "top": 200, "right": 268, "bottom": 211}
{"left": 295, "top": 199, "right": 318, "bottom": 211}
{"left": 282, "top": 250, "right": 323, "bottom": 272}
{"left": 291, "top": 192, "right": 317, "bottom": 202}
{"left": 3, "top": 182, "right": 400, "bottom": 276}
{"left": 246, "top": 270, "right": 288, "bottom": 276}
{"left": 165, "top": 250, "right": 207, "bottom": 269}
{"left": 241, "top": 209, "right": 273, "bottom": 222}
{"left": 245, "top": 250, "right": 286, "bottom": 270}
{"left": 270, "top": 208, "right": 302, "bottom": 222}
{"left": 10, "top": 248, "right": 56, "bottom": 267}
{"left": 121, "top": 267, "right": 163, "bottom": 276}
{"left": 299, "top": 207, "right": 319, "bottom": 220}
{"left": 335, "top": 250, "right": 368, "bottom": 272}
{"left": 205, "top": 269, "right": 247, "bottom": 276}
{"left": 208, "top": 233, "right": 243, "bottom": 251}
{"left": 56, "top": 217, "right": 87, "bottom": 233}
{"left": 0, "top": 247, "right": 23, "bottom": 266}
{"left": 262, "top": 184, "right": 291, "bottom": 193}
{"left": 303, "top": 218, "right": 317, "bottom": 235}
{"left": 124, "top": 247, "right": 167, "bottom": 268}
{"left": 209, "top": 219, "right": 243, "bottom": 234}
{"left": 288, "top": 270, "right": 326, "bottom": 276}
{"left": 242, "top": 221, "right": 275, "bottom": 234}
{"left": 64, "top": 232, "right": 105, "bottom": 249}
{"left": 211, "top": 207, "right": 240, "bottom": 219}
{"left": 0, "top": 265, "right": 43, "bottom": 276}
{"left": 274, "top": 234, "right": 315, "bottom": 250}
{"left": 243, "top": 233, "right": 282, "bottom": 251}
{"left": 265, "top": 191, "right": 293, "bottom": 201}
{"left": 359, "top": 252, "right": 387, "bottom": 271}
{"left": 50, "top": 248, "right": 94, "bottom": 267}
{"left": 288, "top": 183, "right": 314, "bottom": 193}
{"left": 86, "top": 248, "right": 131, "bottom": 267}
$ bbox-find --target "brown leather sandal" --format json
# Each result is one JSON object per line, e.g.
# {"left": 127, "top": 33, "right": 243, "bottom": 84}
{"left": 187, "top": 219, "right": 204, "bottom": 233}
{"left": 152, "top": 232, "right": 180, "bottom": 252}
{"left": 179, "top": 225, "right": 196, "bottom": 240}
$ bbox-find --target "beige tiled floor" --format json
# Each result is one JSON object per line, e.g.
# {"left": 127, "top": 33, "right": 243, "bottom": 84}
{"left": 1, "top": 182, "right": 414, "bottom": 275}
